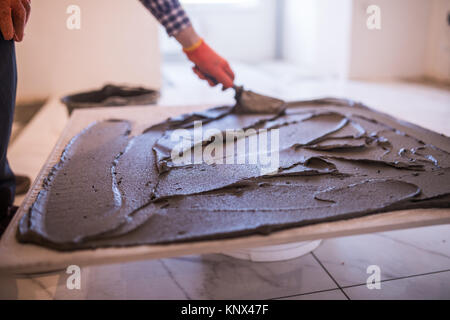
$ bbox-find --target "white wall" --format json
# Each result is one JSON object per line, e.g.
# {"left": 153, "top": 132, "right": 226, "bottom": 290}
{"left": 16, "top": 0, "right": 161, "bottom": 102}
{"left": 282, "top": 0, "right": 449, "bottom": 82}
{"left": 160, "top": 0, "right": 277, "bottom": 62}
{"left": 283, "top": 0, "right": 318, "bottom": 68}
{"left": 282, "top": 0, "right": 353, "bottom": 79}
{"left": 349, "top": 0, "right": 433, "bottom": 80}
{"left": 425, "top": 0, "right": 450, "bottom": 82}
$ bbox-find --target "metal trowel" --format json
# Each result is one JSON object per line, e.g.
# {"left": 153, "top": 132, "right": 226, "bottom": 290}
{"left": 232, "top": 85, "right": 285, "bottom": 114}
{"left": 202, "top": 73, "right": 286, "bottom": 114}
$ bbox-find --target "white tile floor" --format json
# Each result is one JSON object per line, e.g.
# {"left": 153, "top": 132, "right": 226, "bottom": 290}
{"left": 1, "top": 61, "right": 449, "bottom": 300}
{"left": 344, "top": 270, "right": 450, "bottom": 300}
{"left": 278, "top": 289, "right": 347, "bottom": 300}
{"left": 313, "top": 225, "right": 450, "bottom": 287}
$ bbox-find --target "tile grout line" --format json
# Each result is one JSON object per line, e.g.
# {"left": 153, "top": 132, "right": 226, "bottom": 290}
{"left": 311, "top": 252, "right": 350, "bottom": 300}
{"left": 272, "top": 265, "right": 450, "bottom": 300}
{"left": 158, "top": 260, "right": 192, "bottom": 300}
{"left": 271, "top": 287, "right": 345, "bottom": 300}
{"left": 339, "top": 268, "right": 450, "bottom": 290}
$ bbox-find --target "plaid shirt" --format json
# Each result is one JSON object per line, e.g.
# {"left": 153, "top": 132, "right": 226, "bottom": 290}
{"left": 139, "top": 0, "right": 191, "bottom": 37}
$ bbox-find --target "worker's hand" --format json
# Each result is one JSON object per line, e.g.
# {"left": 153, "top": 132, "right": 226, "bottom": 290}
{"left": 184, "top": 39, "right": 235, "bottom": 90}
{"left": 0, "top": 0, "right": 31, "bottom": 42}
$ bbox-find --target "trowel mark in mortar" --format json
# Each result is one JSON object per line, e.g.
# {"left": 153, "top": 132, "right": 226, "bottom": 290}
{"left": 18, "top": 120, "right": 132, "bottom": 245}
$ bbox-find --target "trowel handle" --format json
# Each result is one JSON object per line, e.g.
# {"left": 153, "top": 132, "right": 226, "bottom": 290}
{"left": 232, "top": 85, "right": 243, "bottom": 95}
{"left": 200, "top": 69, "right": 240, "bottom": 92}
{"left": 203, "top": 73, "right": 219, "bottom": 85}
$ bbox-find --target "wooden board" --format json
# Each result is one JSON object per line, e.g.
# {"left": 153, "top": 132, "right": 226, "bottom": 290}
{"left": 1, "top": 104, "right": 450, "bottom": 275}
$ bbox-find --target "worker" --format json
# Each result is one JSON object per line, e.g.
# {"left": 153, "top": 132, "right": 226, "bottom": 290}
{"left": 0, "top": 0, "right": 235, "bottom": 235}
{"left": 139, "top": 0, "right": 235, "bottom": 89}
{"left": 0, "top": 0, "right": 32, "bottom": 236}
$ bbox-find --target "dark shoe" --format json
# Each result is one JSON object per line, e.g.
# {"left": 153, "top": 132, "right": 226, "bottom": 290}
{"left": 15, "top": 175, "right": 31, "bottom": 196}
{"left": 0, "top": 206, "right": 18, "bottom": 238}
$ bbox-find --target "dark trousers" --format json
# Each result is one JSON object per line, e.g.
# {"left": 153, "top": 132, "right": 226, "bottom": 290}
{"left": 0, "top": 32, "right": 17, "bottom": 216}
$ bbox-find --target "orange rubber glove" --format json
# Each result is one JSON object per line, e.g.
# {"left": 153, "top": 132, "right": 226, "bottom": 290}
{"left": 184, "top": 39, "right": 235, "bottom": 90}
{"left": 0, "top": 0, "right": 31, "bottom": 42}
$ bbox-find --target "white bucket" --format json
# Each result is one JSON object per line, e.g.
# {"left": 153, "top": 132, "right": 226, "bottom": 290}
{"left": 222, "top": 240, "right": 322, "bottom": 262}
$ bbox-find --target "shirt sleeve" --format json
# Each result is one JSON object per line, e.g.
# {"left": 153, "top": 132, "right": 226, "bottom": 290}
{"left": 139, "top": 0, "right": 192, "bottom": 37}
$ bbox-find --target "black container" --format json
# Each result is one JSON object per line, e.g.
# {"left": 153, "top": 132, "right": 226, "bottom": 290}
{"left": 61, "top": 84, "right": 160, "bottom": 115}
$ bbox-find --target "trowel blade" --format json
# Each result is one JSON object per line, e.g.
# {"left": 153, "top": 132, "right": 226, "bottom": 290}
{"left": 233, "top": 86, "right": 285, "bottom": 114}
